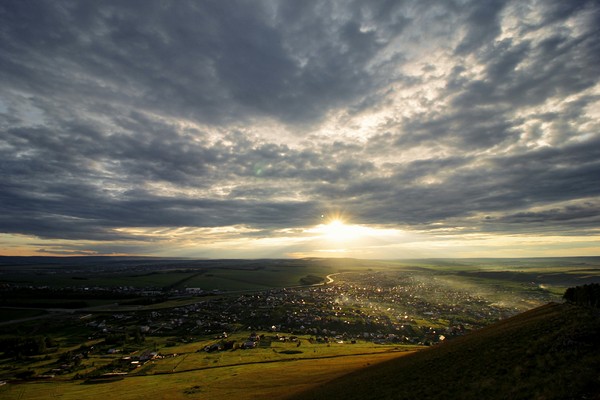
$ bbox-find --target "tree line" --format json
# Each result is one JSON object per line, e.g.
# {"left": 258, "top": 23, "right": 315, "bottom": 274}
{"left": 563, "top": 283, "right": 600, "bottom": 309}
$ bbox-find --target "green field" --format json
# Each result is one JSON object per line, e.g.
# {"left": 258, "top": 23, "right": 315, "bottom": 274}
{"left": 0, "top": 334, "right": 417, "bottom": 400}
{"left": 2, "top": 257, "right": 598, "bottom": 293}
{"left": 0, "top": 351, "right": 409, "bottom": 400}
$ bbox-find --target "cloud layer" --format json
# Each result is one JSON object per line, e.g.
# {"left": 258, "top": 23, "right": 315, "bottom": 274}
{"left": 1, "top": 0, "right": 599, "bottom": 257}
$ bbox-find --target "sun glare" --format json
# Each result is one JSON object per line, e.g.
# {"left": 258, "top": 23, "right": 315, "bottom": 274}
{"left": 319, "top": 219, "right": 366, "bottom": 242}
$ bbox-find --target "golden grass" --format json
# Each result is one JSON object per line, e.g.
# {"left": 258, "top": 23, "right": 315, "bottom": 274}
{"left": 0, "top": 350, "right": 414, "bottom": 400}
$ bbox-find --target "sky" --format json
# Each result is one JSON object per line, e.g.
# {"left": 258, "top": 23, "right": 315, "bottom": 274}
{"left": 1, "top": 0, "right": 599, "bottom": 259}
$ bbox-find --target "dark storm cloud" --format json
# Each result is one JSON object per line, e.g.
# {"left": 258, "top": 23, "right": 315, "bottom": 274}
{"left": 0, "top": 124, "right": 330, "bottom": 240}
{"left": 0, "top": 0, "right": 405, "bottom": 126}
{"left": 307, "top": 135, "right": 600, "bottom": 232}
{"left": 399, "top": 9, "right": 600, "bottom": 150}
{"left": 0, "top": 176, "right": 321, "bottom": 241}
{"left": 0, "top": 0, "right": 599, "bottom": 253}
{"left": 455, "top": 0, "right": 506, "bottom": 55}
{"left": 484, "top": 201, "right": 600, "bottom": 234}
{"left": 452, "top": 35, "right": 599, "bottom": 110}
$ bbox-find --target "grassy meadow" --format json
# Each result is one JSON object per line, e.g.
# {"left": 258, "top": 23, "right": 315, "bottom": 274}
{"left": 0, "top": 352, "right": 408, "bottom": 400}
{"left": 0, "top": 336, "right": 417, "bottom": 400}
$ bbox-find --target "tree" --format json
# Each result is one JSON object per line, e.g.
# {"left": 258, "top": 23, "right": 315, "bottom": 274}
{"left": 563, "top": 283, "right": 600, "bottom": 309}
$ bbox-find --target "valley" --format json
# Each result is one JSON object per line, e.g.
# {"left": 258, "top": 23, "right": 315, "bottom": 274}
{"left": 0, "top": 256, "right": 599, "bottom": 399}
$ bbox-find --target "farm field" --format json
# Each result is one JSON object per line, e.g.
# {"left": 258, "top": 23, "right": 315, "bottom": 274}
{"left": 2, "top": 257, "right": 599, "bottom": 294}
{"left": 0, "top": 353, "right": 408, "bottom": 400}
{"left": 0, "top": 338, "right": 414, "bottom": 400}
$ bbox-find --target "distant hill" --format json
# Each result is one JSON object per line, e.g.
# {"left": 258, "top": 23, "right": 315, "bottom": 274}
{"left": 290, "top": 302, "right": 600, "bottom": 400}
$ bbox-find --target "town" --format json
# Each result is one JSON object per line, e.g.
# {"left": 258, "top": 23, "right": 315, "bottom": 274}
{"left": 2, "top": 268, "right": 554, "bottom": 345}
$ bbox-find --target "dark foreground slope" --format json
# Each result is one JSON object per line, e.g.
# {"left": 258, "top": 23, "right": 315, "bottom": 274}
{"left": 290, "top": 302, "right": 600, "bottom": 400}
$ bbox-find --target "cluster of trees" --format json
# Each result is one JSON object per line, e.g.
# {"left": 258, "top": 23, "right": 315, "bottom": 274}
{"left": 563, "top": 283, "right": 600, "bottom": 308}
{"left": 0, "top": 336, "right": 58, "bottom": 357}
{"left": 299, "top": 275, "right": 325, "bottom": 285}
{"left": 104, "top": 328, "right": 145, "bottom": 346}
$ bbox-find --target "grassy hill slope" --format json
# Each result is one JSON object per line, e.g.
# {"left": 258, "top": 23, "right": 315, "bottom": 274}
{"left": 289, "top": 302, "right": 600, "bottom": 400}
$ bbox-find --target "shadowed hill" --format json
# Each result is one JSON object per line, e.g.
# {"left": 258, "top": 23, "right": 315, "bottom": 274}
{"left": 289, "top": 302, "right": 600, "bottom": 400}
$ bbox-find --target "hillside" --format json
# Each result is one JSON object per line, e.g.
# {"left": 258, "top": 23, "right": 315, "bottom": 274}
{"left": 289, "top": 302, "right": 600, "bottom": 400}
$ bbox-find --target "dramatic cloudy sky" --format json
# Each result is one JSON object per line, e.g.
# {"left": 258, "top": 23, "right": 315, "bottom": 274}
{"left": 1, "top": 0, "right": 599, "bottom": 258}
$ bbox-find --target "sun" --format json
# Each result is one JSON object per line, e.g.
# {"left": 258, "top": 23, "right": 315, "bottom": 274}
{"left": 300, "top": 216, "right": 407, "bottom": 257}
{"left": 319, "top": 219, "right": 364, "bottom": 242}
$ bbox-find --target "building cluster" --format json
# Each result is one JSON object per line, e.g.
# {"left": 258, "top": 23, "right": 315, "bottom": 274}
{"left": 80, "top": 270, "right": 525, "bottom": 345}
